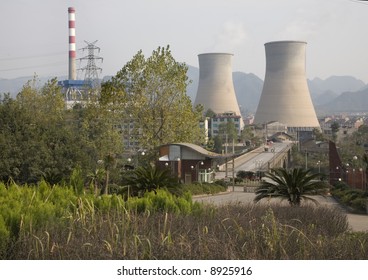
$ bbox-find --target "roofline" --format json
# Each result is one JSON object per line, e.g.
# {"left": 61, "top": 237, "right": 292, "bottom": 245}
{"left": 160, "top": 143, "right": 234, "bottom": 159}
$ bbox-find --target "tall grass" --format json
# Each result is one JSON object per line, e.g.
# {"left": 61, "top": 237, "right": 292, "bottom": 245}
{"left": 0, "top": 181, "right": 367, "bottom": 260}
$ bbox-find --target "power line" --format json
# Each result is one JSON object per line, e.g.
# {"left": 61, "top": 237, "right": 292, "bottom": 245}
{"left": 0, "top": 61, "right": 65, "bottom": 72}
{"left": 0, "top": 51, "right": 66, "bottom": 62}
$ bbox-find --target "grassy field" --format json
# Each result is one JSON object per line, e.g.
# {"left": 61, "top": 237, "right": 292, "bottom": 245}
{"left": 1, "top": 181, "right": 367, "bottom": 260}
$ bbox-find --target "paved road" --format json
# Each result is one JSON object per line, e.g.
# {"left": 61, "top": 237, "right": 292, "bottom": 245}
{"left": 193, "top": 188, "right": 368, "bottom": 232}
{"left": 235, "top": 142, "right": 290, "bottom": 172}
{"left": 217, "top": 142, "right": 292, "bottom": 180}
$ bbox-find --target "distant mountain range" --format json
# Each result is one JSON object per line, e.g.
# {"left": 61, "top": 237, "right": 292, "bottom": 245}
{"left": 1, "top": 68, "right": 367, "bottom": 115}
{"left": 186, "top": 65, "right": 368, "bottom": 115}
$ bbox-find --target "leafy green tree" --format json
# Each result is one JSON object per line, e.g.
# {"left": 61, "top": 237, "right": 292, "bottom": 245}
{"left": 205, "top": 108, "right": 216, "bottom": 118}
{"left": 122, "top": 164, "right": 178, "bottom": 197}
{"left": 74, "top": 101, "right": 123, "bottom": 174}
{"left": 254, "top": 168, "right": 329, "bottom": 206}
{"left": 236, "top": 170, "right": 255, "bottom": 180}
{"left": 218, "top": 120, "right": 238, "bottom": 143}
{"left": 331, "top": 121, "right": 340, "bottom": 141}
{"left": 0, "top": 77, "right": 123, "bottom": 186}
{"left": 313, "top": 128, "right": 325, "bottom": 141}
{"left": 240, "top": 126, "right": 254, "bottom": 144}
{"left": 0, "top": 78, "right": 73, "bottom": 184}
{"left": 101, "top": 45, "right": 204, "bottom": 150}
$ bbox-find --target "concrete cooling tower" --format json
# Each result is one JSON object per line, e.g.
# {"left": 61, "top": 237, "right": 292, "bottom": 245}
{"left": 254, "top": 41, "right": 320, "bottom": 129}
{"left": 194, "top": 53, "right": 242, "bottom": 118}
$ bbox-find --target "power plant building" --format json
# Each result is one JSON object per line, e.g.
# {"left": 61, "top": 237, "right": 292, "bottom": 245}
{"left": 194, "top": 53, "right": 244, "bottom": 132}
{"left": 254, "top": 41, "right": 320, "bottom": 132}
{"left": 58, "top": 7, "right": 90, "bottom": 108}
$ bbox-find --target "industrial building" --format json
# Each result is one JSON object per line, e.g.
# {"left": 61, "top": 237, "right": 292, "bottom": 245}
{"left": 58, "top": 7, "right": 94, "bottom": 108}
{"left": 194, "top": 53, "right": 244, "bottom": 131}
{"left": 254, "top": 41, "right": 320, "bottom": 133}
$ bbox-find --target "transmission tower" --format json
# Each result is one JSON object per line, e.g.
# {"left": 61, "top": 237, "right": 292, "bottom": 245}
{"left": 78, "top": 40, "right": 103, "bottom": 89}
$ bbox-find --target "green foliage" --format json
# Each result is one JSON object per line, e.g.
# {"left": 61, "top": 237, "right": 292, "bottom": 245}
{"left": 179, "top": 182, "right": 227, "bottom": 195}
{"left": 70, "top": 166, "right": 84, "bottom": 195}
{"left": 125, "top": 189, "right": 200, "bottom": 214}
{"left": 236, "top": 170, "right": 255, "bottom": 180}
{"left": 0, "top": 77, "right": 123, "bottom": 185}
{"left": 0, "top": 181, "right": 206, "bottom": 259}
{"left": 254, "top": 168, "right": 329, "bottom": 206}
{"left": 331, "top": 121, "right": 340, "bottom": 140}
{"left": 212, "top": 135, "right": 223, "bottom": 153}
{"left": 0, "top": 215, "right": 10, "bottom": 258}
{"left": 218, "top": 120, "right": 238, "bottom": 143}
{"left": 122, "top": 164, "right": 179, "bottom": 196}
{"left": 331, "top": 184, "right": 367, "bottom": 213}
{"left": 94, "top": 194, "right": 125, "bottom": 212}
{"left": 101, "top": 45, "right": 204, "bottom": 149}
{"left": 1, "top": 181, "right": 368, "bottom": 260}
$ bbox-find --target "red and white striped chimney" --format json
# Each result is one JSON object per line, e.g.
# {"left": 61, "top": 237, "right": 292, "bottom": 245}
{"left": 68, "top": 7, "right": 76, "bottom": 80}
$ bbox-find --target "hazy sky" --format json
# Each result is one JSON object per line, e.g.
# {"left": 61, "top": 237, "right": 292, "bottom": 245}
{"left": 1, "top": 0, "right": 368, "bottom": 82}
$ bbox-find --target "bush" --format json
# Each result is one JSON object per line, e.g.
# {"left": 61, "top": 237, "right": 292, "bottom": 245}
{"left": 180, "top": 182, "right": 227, "bottom": 195}
{"left": 350, "top": 198, "right": 367, "bottom": 212}
{"left": 0, "top": 215, "right": 10, "bottom": 258}
{"left": 331, "top": 185, "right": 367, "bottom": 213}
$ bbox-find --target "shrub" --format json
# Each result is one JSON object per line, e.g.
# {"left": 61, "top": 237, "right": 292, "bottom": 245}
{"left": 331, "top": 185, "right": 367, "bottom": 213}
{"left": 350, "top": 198, "right": 367, "bottom": 212}
{"left": 180, "top": 182, "right": 226, "bottom": 195}
{"left": 0, "top": 215, "right": 10, "bottom": 258}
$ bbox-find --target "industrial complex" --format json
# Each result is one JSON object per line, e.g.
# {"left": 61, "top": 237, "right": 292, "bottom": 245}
{"left": 58, "top": 7, "right": 102, "bottom": 108}
{"left": 58, "top": 7, "right": 321, "bottom": 142}
{"left": 253, "top": 41, "right": 320, "bottom": 131}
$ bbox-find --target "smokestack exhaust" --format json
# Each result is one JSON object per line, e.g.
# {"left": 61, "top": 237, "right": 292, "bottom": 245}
{"left": 68, "top": 7, "right": 76, "bottom": 80}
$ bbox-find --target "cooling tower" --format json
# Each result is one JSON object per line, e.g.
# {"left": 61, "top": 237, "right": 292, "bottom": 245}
{"left": 254, "top": 41, "right": 320, "bottom": 129}
{"left": 194, "top": 53, "right": 242, "bottom": 118}
{"left": 68, "top": 7, "right": 76, "bottom": 80}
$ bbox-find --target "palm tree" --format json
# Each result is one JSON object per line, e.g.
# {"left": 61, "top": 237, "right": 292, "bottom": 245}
{"left": 87, "top": 168, "right": 105, "bottom": 195}
{"left": 122, "top": 164, "right": 178, "bottom": 197}
{"left": 254, "top": 168, "right": 329, "bottom": 206}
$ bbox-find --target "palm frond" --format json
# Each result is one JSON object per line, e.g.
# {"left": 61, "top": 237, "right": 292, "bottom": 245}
{"left": 254, "top": 167, "right": 329, "bottom": 206}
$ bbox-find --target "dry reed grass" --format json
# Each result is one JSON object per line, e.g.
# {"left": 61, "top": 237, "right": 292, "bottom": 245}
{"left": 10, "top": 203, "right": 368, "bottom": 260}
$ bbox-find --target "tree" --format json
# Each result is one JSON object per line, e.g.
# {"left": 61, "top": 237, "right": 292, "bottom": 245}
{"left": 236, "top": 170, "right": 255, "bottom": 180}
{"left": 101, "top": 45, "right": 204, "bottom": 150}
{"left": 254, "top": 168, "right": 329, "bottom": 206}
{"left": 218, "top": 120, "right": 238, "bottom": 143}
{"left": 331, "top": 121, "right": 340, "bottom": 141}
{"left": 0, "top": 77, "right": 123, "bottom": 186}
{"left": 205, "top": 108, "right": 216, "bottom": 118}
{"left": 312, "top": 128, "right": 325, "bottom": 141}
{"left": 0, "top": 78, "right": 72, "bottom": 184}
{"left": 240, "top": 125, "right": 260, "bottom": 146}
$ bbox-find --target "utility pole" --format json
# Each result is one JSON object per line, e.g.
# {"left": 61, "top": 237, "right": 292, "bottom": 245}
{"left": 78, "top": 40, "right": 103, "bottom": 91}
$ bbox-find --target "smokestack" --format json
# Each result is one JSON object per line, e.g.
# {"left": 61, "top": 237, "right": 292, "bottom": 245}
{"left": 194, "top": 53, "right": 242, "bottom": 117}
{"left": 68, "top": 7, "right": 76, "bottom": 80}
{"left": 254, "top": 41, "right": 320, "bottom": 129}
